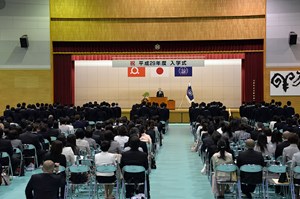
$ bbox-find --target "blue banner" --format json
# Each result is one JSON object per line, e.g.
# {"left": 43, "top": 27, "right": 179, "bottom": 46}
{"left": 174, "top": 67, "right": 192, "bottom": 77}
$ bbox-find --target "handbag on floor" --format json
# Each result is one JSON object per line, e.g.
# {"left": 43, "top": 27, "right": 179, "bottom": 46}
{"left": 1, "top": 172, "right": 11, "bottom": 186}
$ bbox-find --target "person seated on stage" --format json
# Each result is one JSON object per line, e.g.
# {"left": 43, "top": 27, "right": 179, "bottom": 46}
{"left": 156, "top": 88, "right": 164, "bottom": 97}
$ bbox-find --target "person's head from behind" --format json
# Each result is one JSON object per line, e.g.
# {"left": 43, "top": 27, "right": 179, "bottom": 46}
{"left": 282, "top": 131, "right": 290, "bottom": 141}
{"left": 217, "top": 139, "right": 227, "bottom": 160}
{"left": 288, "top": 133, "right": 299, "bottom": 144}
{"left": 104, "top": 130, "right": 114, "bottom": 141}
{"left": 118, "top": 125, "right": 128, "bottom": 136}
{"left": 129, "top": 135, "right": 140, "bottom": 151}
{"left": 67, "top": 134, "right": 77, "bottom": 146}
{"left": 50, "top": 140, "right": 63, "bottom": 155}
{"left": 42, "top": 160, "right": 55, "bottom": 174}
{"left": 57, "top": 133, "right": 67, "bottom": 147}
{"left": 100, "top": 140, "right": 111, "bottom": 152}
{"left": 75, "top": 128, "right": 85, "bottom": 139}
{"left": 245, "top": 139, "right": 255, "bottom": 149}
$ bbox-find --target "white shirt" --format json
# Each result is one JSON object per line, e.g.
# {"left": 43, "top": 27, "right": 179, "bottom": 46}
{"left": 114, "top": 135, "right": 129, "bottom": 149}
{"left": 62, "top": 146, "right": 75, "bottom": 165}
{"left": 95, "top": 152, "right": 117, "bottom": 176}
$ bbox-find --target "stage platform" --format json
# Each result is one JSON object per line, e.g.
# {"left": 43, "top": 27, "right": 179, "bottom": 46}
{"left": 121, "top": 108, "right": 240, "bottom": 123}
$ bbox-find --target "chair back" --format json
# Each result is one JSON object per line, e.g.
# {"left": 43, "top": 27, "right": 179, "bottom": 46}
{"left": 293, "top": 166, "right": 300, "bottom": 174}
{"left": 23, "top": 144, "right": 36, "bottom": 151}
{"left": 267, "top": 165, "right": 287, "bottom": 174}
{"left": 69, "top": 165, "right": 89, "bottom": 173}
{"left": 96, "top": 164, "right": 117, "bottom": 173}
{"left": 0, "top": 152, "right": 10, "bottom": 159}
{"left": 240, "top": 164, "right": 263, "bottom": 173}
{"left": 123, "top": 165, "right": 146, "bottom": 173}
{"left": 216, "top": 164, "right": 238, "bottom": 173}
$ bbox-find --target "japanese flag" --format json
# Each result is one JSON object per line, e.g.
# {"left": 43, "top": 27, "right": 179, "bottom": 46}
{"left": 151, "top": 67, "right": 169, "bottom": 77}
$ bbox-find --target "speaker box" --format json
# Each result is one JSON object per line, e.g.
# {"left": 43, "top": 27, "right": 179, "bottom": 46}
{"left": 289, "top": 32, "right": 297, "bottom": 45}
{"left": 20, "top": 35, "right": 29, "bottom": 48}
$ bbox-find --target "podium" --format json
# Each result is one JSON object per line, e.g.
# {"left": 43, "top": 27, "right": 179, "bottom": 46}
{"left": 148, "top": 97, "right": 175, "bottom": 110}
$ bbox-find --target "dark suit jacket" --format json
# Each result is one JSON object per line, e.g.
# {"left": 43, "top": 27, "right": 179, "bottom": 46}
{"left": 275, "top": 141, "right": 290, "bottom": 159}
{"left": 156, "top": 91, "right": 164, "bottom": 97}
{"left": 19, "top": 132, "right": 42, "bottom": 151}
{"left": 0, "top": 138, "right": 14, "bottom": 157}
{"left": 237, "top": 149, "right": 265, "bottom": 184}
{"left": 120, "top": 150, "right": 148, "bottom": 183}
{"left": 25, "top": 173, "right": 64, "bottom": 199}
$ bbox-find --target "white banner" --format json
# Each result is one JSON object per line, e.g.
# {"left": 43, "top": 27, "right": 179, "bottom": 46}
{"left": 112, "top": 59, "right": 204, "bottom": 67}
{"left": 270, "top": 71, "right": 300, "bottom": 96}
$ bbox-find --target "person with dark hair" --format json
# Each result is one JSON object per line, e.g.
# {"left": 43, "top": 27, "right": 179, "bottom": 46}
{"left": 254, "top": 133, "right": 272, "bottom": 157}
{"left": 84, "top": 126, "right": 97, "bottom": 149}
{"left": 44, "top": 140, "right": 67, "bottom": 168}
{"left": 211, "top": 139, "right": 234, "bottom": 198}
{"left": 75, "top": 128, "right": 91, "bottom": 155}
{"left": 57, "top": 134, "right": 75, "bottom": 165}
{"left": 282, "top": 133, "right": 299, "bottom": 164}
{"left": 114, "top": 125, "right": 129, "bottom": 150}
{"left": 95, "top": 141, "right": 118, "bottom": 199}
{"left": 66, "top": 134, "right": 80, "bottom": 156}
{"left": 25, "top": 160, "right": 65, "bottom": 199}
{"left": 120, "top": 135, "right": 149, "bottom": 198}
{"left": 104, "top": 130, "right": 122, "bottom": 154}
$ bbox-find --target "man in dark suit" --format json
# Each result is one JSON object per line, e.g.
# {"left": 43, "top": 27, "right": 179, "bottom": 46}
{"left": 275, "top": 131, "right": 290, "bottom": 159}
{"left": 25, "top": 160, "right": 64, "bottom": 199}
{"left": 120, "top": 135, "right": 149, "bottom": 198}
{"left": 237, "top": 139, "right": 266, "bottom": 198}
{"left": 19, "top": 126, "right": 45, "bottom": 166}
{"left": 156, "top": 88, "right": 164, "bottom": 97}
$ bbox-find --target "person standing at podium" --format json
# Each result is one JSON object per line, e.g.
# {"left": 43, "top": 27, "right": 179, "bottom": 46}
{"left": 156, "top": 88, "right": 164, "bottom": 97}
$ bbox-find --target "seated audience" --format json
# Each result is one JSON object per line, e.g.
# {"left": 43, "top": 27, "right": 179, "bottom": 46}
{"left": 237, "top": 139, "right": 265, "bottom": 199}
{"left": 211, "top": 139, "right": 234, "bottom": 198}
{"left": 75, "top": 128, "right": 91, "bottom": 156}
{"left": 25, "top": 160, "right": 65, "bottom": 199}
{"left": 95, "top": 141, "right": 118, "bottom": 199}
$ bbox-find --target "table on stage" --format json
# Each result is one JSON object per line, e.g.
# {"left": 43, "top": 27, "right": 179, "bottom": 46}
{"left": 148, "top": 97, "right": 175, "bottom": 110}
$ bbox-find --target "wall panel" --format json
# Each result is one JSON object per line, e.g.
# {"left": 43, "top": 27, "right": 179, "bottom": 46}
{"left": 50, "top": 0, "right": 265, "bottom": 18}
{"left": 0, "top": 70, "right": 52, "bottom": 111}
{"left": 51, "top": 18, "right": 265, "bottom": 41}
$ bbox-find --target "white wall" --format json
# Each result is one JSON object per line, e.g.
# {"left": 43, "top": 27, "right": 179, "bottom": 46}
{"left": 0, "top": 0, "right": 50, "bottom": 69}
{"left": 267, "top": 0, "right": 300, "bottom": 67}
{"left": 75, "top": 60, "right": 242, "bottom": 108}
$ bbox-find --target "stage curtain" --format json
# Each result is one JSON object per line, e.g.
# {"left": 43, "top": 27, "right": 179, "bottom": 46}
{"left": 53, "top": 54, "right": 74, "bottom": 105}
{"left": 242, "top": 52, "right": 264, "bottom": 103}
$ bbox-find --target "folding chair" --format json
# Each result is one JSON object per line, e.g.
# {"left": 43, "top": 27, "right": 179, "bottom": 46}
{"left": 239, "top": 164, "right": 265, "bottom": 199}
{"left": 13, "top": 147, "right": 23, "bottom": 176}
{"left": 265, "top": 164, "right": 290, "bottom": 198}
{"left": 214, "top": 164, "right": 239, "bottom": 198}
{"left": 122, "top": 165, "right": 148, "bottom": 199}
{"left": 291, "top": 166, "right": 300, "bottom": 199}
{"left": 23, "top": 144, "right": 39, "bottom": 169}
{"left": 0, "top": 152, "right": 13, "bottom": 176}
{"left": 65, "top": 165, "right": 92, "bottom": 199}
{"left": 95, "top": 164, "right": 119, "bottom": 199}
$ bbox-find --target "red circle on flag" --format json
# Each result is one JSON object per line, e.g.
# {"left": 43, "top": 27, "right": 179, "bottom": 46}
{"left": 156, "top": 67, "right": 164, "bottom": 75}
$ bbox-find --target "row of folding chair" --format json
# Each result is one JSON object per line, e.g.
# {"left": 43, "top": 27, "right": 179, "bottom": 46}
{"left": 211, "top": 162, "right": 300, "bottom": 199}
{"left": 64, "top": 162, "right": 148, "bottom": 199}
